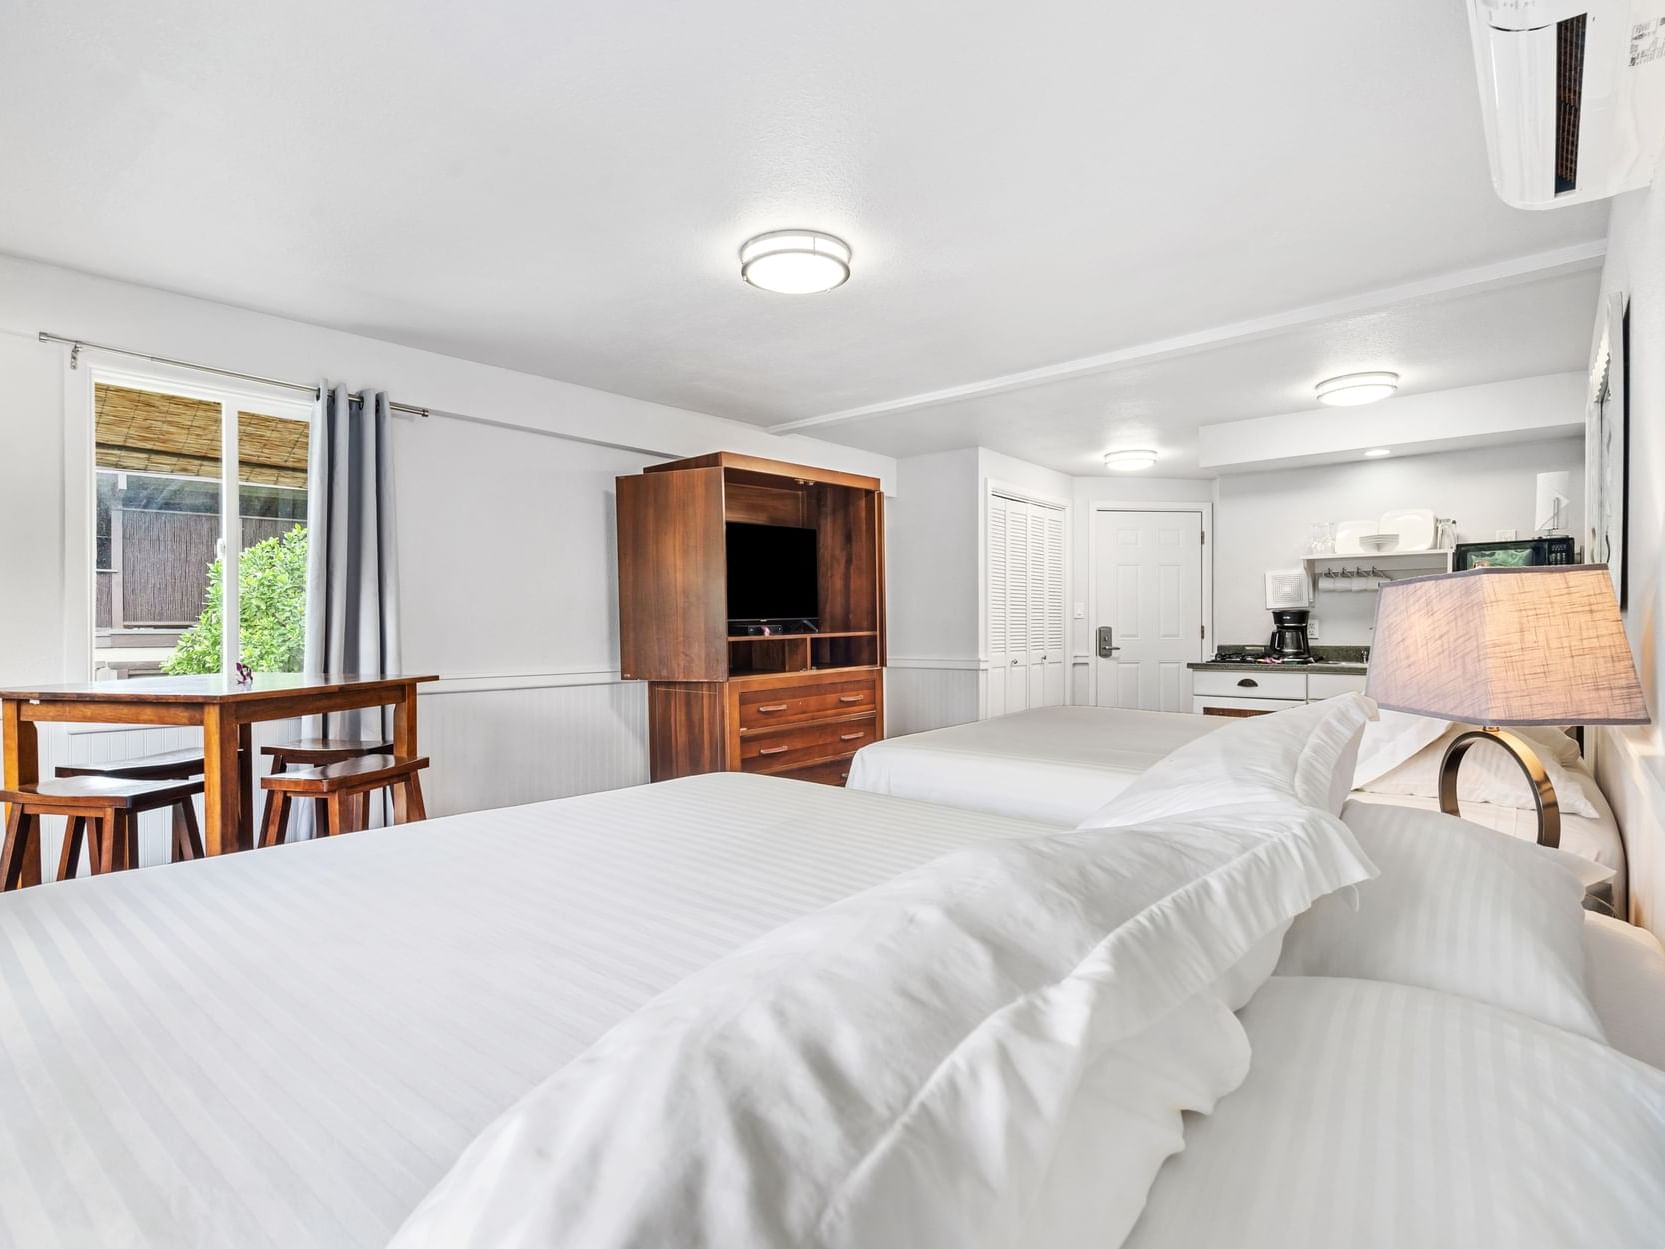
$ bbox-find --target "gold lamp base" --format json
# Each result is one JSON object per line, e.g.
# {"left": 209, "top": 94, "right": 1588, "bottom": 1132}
{"left": 1437, "top": 726, "right": 1560, "bottom": 849}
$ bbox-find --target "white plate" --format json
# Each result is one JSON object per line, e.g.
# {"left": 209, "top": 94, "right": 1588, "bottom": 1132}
{"left": 1379, "top": 508, "right": 1436, "bottom": 552}
{"left": 1333, "top": 520, "right": 1375, "bottom": 555}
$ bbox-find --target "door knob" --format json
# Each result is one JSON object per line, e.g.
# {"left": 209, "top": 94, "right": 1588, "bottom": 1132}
{"left": 1096, "top": 625, "right": 1120, "bottom": 658}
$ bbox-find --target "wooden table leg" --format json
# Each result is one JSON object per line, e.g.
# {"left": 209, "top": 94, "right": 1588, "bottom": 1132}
{"left": 202, "top": 705, "right": 244, "bottom": 855}
{"left": 391, "top": 684, "right": 418, "bottom": 823}
{"left": 1, "top": 700, "right": 41, "bottom": 887}
{"left": 238, "top": 722, "right": 254, "bottom": 851}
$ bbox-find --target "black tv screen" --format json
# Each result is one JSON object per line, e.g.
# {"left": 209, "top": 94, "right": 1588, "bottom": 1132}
{"left": 726, "top": 523, "right": 819, "bottom": 623}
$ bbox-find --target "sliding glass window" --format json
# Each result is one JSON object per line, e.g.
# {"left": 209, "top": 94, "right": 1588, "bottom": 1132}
{"left": 91, "top": 379, "right": 314, "bottom": 679}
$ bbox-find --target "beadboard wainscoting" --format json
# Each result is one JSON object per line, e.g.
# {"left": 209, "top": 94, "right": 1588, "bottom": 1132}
{"left": 417, "top": 673, "right": 649, "bottom": 815}
{"left": 885, "top": 658, "right": 982, "bottom": 737}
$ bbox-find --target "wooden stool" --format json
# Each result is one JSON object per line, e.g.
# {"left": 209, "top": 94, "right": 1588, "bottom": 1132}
{"left": 0, "top": 776, "right": 206, "bottom": 889}
{"left": 260, "top": 754, "right": 428, "bottom": 847}
{"left": 259, "top": 738, "right": 393, "bottom": 840}
{"left": 55, "top": 747, "right": 205, "bottom": 782}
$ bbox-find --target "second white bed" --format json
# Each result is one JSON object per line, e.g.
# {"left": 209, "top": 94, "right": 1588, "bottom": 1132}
{"left": 846, "top": 706, "right": 1226, "bottom": 823}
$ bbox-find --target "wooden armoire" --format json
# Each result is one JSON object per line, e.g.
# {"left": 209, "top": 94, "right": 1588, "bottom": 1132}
{"left": 616, "top": 452, "right": 886, "bottom": 784}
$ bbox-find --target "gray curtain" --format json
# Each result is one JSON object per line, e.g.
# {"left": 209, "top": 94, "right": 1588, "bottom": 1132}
{"left": 304, "top": 385, "right": 401, "bottom": 743}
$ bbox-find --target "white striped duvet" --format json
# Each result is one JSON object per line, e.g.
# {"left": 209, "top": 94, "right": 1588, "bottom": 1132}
{"left": 0, "top": 773, "right": 1053, "bottom": 1249}
{"left": 1125, "top": 976, "right": 1665, "bottom": 1249}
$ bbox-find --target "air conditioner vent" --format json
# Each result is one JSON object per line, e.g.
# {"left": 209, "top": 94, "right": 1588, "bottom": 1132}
{"left": 1555, "top": 14, "right": 1588, "bottom": 194}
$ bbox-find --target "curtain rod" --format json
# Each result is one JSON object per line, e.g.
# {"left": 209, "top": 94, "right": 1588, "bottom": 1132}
{"left": 37, "top": 331, "right": 431, "bottom": 417}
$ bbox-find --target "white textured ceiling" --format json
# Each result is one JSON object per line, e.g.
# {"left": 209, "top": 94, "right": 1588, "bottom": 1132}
{"left": 0, "top": 0, "right": 1608, "bottom": 461}
{"left": 812, "top": 266, "right": 1603, "bottom": 475}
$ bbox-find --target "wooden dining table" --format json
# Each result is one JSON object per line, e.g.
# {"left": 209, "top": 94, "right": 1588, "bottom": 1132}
{"left": 0, "top": 673, "right": 438, "bottom": 885}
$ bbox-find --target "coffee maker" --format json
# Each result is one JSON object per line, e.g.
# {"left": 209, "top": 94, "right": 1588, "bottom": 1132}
{"left": 1268, "top": 609, "right": 1313, "bottom": 662}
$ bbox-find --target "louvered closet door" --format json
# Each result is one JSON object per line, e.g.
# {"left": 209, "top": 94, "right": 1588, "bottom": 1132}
{"left": 987, "top": 496, "right": 1067, "bottom": 718}
{"left": 1003, "top": 503, "right": 1032, "bottom": 715}
{"left": 1040, "top": 508, "right": 1066, "bottom": 706}
{"left": 987, "top": 496, "right": 1011, "bottom": 719}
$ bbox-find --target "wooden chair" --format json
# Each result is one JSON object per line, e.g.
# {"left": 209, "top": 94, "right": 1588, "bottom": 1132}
{"left": 260, "top": 754, "right": 428, "bottom": 847}
{"left": 259, "top": 737, "right": 393, "bottom": 840}
{"left": 0, "top": 776, "right": 206, "bottom": 889}
{"left": 55, "top": 747, "right": 205, "bottom": 782}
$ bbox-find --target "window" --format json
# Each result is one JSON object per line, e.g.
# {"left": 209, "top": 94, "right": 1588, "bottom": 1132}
{"left": 90, "top": 378, "right": 313, "bottom": 679}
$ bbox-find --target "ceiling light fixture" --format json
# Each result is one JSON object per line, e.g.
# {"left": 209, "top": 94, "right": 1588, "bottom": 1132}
{"left": 1104, "top": 449, "right": 1158, "bottom": 472}
{"left": 1363, "top": 447, "right": 1393, "bottom": 458}
{"left": 1315, "top": 371, "right": 1399, "bottom": 406}
{"left": 739, "top": 230, "right": 852, "bottom": 294}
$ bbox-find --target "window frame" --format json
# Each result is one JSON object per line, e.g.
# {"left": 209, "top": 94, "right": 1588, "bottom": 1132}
{"left": 65, "top": 359, "right": 316, "bottom": 680}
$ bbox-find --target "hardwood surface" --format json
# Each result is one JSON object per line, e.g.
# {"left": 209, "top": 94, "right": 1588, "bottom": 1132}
{"left": 644, "top": 451, "right": 881, "bottom": 493}
{"left": 0, "top": 674, "right": 436, "bottom": 873}
{"left": 616, "top": 467, "right": 727, "bottom": 683}
{"left": 260, "top": 754, "right": 429, "bottom": 845}
{"left": 621, "top": 453, "right": 887, "bottom": 784}
{"left": 0, "top": 774, "right": 205, "bottom": 889}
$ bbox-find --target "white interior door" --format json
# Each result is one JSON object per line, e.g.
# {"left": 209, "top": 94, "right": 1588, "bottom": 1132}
{"left": 1092, "top": 509, "right": 1204, "bottom": 712}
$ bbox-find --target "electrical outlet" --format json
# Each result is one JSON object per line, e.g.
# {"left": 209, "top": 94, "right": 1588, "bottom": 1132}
{"left": 1496, "top": 528, "right": 1517, "bottom": 540}
{"left": 1308, "top": 617, "right": 1321, "bottom": 640}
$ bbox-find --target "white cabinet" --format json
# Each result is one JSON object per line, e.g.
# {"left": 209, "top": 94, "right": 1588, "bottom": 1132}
{"left": 1191, "top": 669, "right": 1366, "bottom": 717}
{"left": 988, "top": 495, "right": 1066, "bottom": 717}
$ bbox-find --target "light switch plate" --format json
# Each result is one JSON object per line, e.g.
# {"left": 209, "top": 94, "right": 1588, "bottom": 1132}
{"left": 1496, "top": 528, "right": 1517, "bottom": 540}
{"left": 1073, "top": 602, "right": 1085, "bottom": 619}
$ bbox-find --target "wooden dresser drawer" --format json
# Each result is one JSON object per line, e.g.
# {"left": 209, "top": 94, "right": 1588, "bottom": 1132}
{"left": 777, "top": 756, "right": 855, "bottom": 787}
{"left": 737, "top": 673, "right": 879, "bottom": 729}
{"left": 1192, "top": 670, "right": 1307, "bottom": 700}
{"left": 739, "top": 715, "right": 877, "bottom": 773}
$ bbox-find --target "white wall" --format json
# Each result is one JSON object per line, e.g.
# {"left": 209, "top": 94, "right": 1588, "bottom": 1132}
{"left": 0, "top": 254, "right": 895, "bottom": 823}
{"left": 1212, "top": 439, "right": 1583, "bottom": 646}
{"left": 884, "top": 449, "right": 982, "bottom": 735}
{"left": 1591, "top": 174, "right": 1665, "bottom": 935}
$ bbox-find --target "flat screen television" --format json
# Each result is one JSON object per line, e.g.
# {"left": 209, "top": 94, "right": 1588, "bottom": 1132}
{"left": 726, "top": 522, "right": 819, "bottom": 626}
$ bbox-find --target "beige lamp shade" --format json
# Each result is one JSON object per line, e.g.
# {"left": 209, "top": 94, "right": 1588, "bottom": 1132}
{"left": 1367, "top": 565, "right": 1649, "bottom": 726}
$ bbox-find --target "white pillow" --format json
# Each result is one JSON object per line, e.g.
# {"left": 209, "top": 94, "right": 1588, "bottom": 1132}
{"left": 1276, "top": 800, "right": 1604, "bottom": 1040}
{"left": 1352, "top": 713, "right": 1582, "bottom": 790}
{"left": 1358, "top": 724, "right": 1600, "bottom": 818}
{"left": 1123, "top": 977, "right": 1665, "bottom": 1249}
{"left": 392, "top": 803, "right": 1375, "bottom": 1249}
{"left": 1351, "top": 709, "right": 1448, "bottom": 787}
{"left": 1078, "top": 693, "right": 1376, "bottom": 829}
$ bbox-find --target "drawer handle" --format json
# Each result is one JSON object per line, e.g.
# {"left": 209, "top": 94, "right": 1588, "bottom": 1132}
{"left": 1236, "top": 678, "right": 1259, "bottom": 688}
{"left": 837, "top": 694, "right": 865, "bottom": 704}
{"left": 757, "top": 703, "right": 789, "bottom": 714}
{"left": 839, "top": 732, "right": 865, "bottom": 742}
{"left": 758, "top": 745, "right": 790, "bottom": 756}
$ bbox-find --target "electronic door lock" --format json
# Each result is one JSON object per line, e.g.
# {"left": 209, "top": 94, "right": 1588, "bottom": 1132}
{"left": 1096, "top": 625, "right": 1120, "bottom": 658}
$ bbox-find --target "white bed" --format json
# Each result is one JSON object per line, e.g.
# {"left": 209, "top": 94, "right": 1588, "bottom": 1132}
{"left": 846, "top": 706, "right": 1227, "bottom": 823}
{"left": 0, "top": 773, "right": 1058, "bottom": 1249}
{"left": 0, "top": 747, "right": 1659, "bottom": 1248}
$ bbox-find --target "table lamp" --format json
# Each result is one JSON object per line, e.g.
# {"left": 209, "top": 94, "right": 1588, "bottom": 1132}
{"left": 1366, "top": 565, "right": 1648, "bottom": 848}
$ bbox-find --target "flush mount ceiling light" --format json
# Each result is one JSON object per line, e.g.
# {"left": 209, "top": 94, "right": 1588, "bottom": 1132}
{"left": 1363, "top": 447, "right": 1393, "bottom": 458}
{"left": 1315, "top": 371, "right": 1399, "bottom": 406}
{"left": 1104, "top": 449, "right": 1158, "bottom": 472}
{"left": 739, "top": 230, "right": 852, "bottom": 294}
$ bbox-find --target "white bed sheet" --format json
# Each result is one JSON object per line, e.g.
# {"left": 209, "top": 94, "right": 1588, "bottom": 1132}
{"left": 1125, "top": 976, "right": 1665, "bottom": 1249}
{"left": 847, "top": 707, "right": 1228, "bottom": 824}
{"left": 1348, "top": 758, "right": 1628, "bottom": 912}
{"left": 1585, "top": 912, "right": 1665, "bottom": 1071}
{"left": 0, "top": 773, "right": 1056, "bottom": 1249}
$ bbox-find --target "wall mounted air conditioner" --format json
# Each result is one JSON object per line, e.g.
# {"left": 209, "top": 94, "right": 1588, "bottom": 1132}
{"left": 1467, "top": 0, "right": 1665, "bottom": 208}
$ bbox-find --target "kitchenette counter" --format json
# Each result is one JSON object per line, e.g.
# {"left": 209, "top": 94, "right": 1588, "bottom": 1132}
{"left": 1186, "top": 660, "right": 1368, "bottom": 675}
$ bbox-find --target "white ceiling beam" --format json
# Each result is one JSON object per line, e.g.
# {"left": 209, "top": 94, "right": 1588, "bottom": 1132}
{"left": 767, "top": 240, "right": 1606, "bottom": 434}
